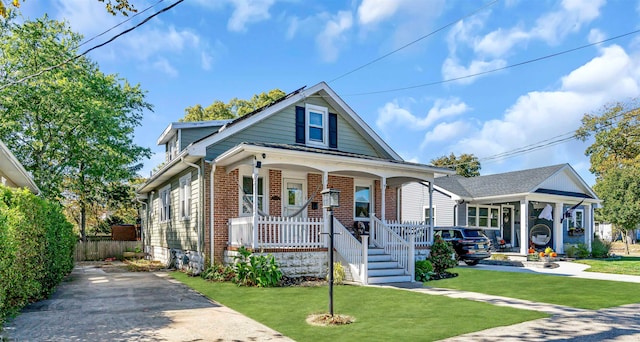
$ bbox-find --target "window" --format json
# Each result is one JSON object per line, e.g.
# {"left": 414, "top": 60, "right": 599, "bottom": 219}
{"left": 242, "top": 176, "right": 265, "bottom": 215}
{"left": 566, "top": 208, "right": 584, "bottom": 236}
{"left": 423, "top": 206, "right": 437, "bottom": 226}
{"left": 179, "top": 173, "right": 192, "bottom": 220}
{"left": 306, "top": 104, "right": 328, "bottom": 147}
{"left": 467, "top": 205, "right": 500, "bottom": 229}
{"left": 166, "top": 135, "right": 178, "bottom": 162}
{"left": 354, "top": 185, "right": 370, "bottom": 219}
{"left": 159, "top": 185, "right": 171, "bottom": 222}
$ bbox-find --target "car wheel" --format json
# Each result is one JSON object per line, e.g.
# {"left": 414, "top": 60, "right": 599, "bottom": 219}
{"left": 464, "top": 260, "right": 479, "bottom": 266}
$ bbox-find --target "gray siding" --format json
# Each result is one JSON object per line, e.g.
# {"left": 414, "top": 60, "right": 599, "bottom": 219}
{"left": 206, "top": 98, "right": 383, "bottom": 160}
{"left": 146, "top": 168, "right": 200, "bottom": 251}
{"left": 400, "top": 183, "right": 456, "bottom": 226}
{"left": 180, "top": 126, "right": 221, "bottom": 150}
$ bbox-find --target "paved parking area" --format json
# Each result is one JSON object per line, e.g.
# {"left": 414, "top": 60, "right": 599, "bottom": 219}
{"left": 2, "top": 263, "right": 292, "bottom": 341}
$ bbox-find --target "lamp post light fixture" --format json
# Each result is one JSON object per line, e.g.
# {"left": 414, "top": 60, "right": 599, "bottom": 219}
{"left": 321, "top": 188, "right": 340, "bottom": 317}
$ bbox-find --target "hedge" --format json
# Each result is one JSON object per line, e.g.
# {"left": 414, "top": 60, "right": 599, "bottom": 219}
{"left": 0, "top": 186, "right": 76, "bottom": 326}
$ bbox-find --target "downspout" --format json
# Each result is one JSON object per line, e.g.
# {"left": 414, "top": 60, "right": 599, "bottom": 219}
{"left": 207, "top": 160, "right": 215, "bottom": 267}
{"left": 182, "top": 158, "right": 203, "bottom": 262}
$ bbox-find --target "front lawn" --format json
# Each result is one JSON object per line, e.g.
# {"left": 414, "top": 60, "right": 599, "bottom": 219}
{"left": 170, "top": 272, "right": 547, "bottom": 342}
{"left": 432, "top": 268, "right": 640, "bottom": 309}
{"left": 573, "top": 257, "right": 640, "bottom": 276}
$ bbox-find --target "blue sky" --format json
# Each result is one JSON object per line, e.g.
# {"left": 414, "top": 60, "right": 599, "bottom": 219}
{"left": 21, "top": 0, "right": 640, "bottom": 186}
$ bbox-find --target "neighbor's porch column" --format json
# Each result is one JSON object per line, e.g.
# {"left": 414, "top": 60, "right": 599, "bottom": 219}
{"left": 519, "top": 199, "right": 528, "bottom": 255}
{"left": 252, "top": 163, "right": 259, "bottom": 249}
{"left": 428, "top": 181, "right": 434, "bottom": 244}
{"left": 585, "top": 203, "right": 593, "bottom": 251}
{"left": 554, "top": 202, "right": 564, "bottom": 253}
{"left": 380, "top": 177, "right": 386, "bottom": 221}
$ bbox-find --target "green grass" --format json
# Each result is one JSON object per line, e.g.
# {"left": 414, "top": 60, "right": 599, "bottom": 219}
{"left": 170, "top": 272, "right": 547, "bottom": 342}
{"left": 574, "top": 257, "right": 640, "bottom": 276}
{"left": 432, "top": 268, "right": 640, "bottom": 310}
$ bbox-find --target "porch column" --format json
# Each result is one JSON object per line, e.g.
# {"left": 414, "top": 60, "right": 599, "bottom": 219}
{"left": 554, "top": 202, "right": 564, "bottom": 253}
{"left": 380, "top": 177, "right": 386, "bottom": 221}
{"left": 519, "top": 199, "right": 528, "bottom": 255}
{"left": 428, "top": 181, "right": 434, "bottom": 245}
{"left": 585, "top": 203, "right": 592, "bottom": 251}
{"left": 252, "top": 164, "right": 259, "bottom": 249}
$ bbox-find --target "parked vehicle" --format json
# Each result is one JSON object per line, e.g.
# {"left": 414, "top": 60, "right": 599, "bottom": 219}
{"left": 433, "top": 227, "right": 491, "bottom": 266}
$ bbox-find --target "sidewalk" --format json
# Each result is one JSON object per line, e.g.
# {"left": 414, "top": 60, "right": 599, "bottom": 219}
{"left": 380, "top": 261, "right": 640, "bottom": 341}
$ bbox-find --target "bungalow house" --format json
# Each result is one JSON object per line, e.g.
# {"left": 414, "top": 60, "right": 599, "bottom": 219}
{"left": 137, "top": 82, "right": 454, "bottom": 284}
{"left": 401, "top": 164, "right": 601, "bottom": 255}
{"left": 0, "top": 140, "right": 39, "bottom": 194}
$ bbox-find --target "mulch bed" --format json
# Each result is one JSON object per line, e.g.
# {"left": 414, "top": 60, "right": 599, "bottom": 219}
{"left": 428, "top": 271, "right": 458, "bottom": 281}
{"left": 280, "top": 276, "right": 326, "bottom": 287}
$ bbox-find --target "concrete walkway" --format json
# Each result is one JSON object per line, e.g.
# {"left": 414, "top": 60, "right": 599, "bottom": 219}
{"left": 2, "top": 263, "right": 292, "bottom": 342}
{"left": 381, "top": 262, "right": 640, "bottom": 341}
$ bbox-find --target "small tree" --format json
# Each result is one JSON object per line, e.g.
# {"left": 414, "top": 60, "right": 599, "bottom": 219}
{"left": 429, "top": 235, "right": 458, "bottom": 274}
{"left": 430, "top": 153, "right": 481, "bottom": 177}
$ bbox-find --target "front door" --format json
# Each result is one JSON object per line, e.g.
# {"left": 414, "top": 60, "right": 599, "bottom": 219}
{"left": 283, "top": 179, "right": 306, "bottom": 218}
{"left": 502, "top": 205, "right": 515, "bottom": 247}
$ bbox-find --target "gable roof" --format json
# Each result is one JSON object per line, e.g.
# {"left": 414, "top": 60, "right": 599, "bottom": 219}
{"left": 157, "top": 120, "right": 233, "bottom": 145}
{"left": 0, "top": 140, "right": 39, "bottom": 194}
{"left": 187, "top": 82, "right": 402, "bottom": 161}
{"left": 434, "top": 164, "right": 598, "bottom": 201}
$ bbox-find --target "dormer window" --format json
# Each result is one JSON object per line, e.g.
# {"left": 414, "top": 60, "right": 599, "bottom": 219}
{"left": 166, "top": 135, "right": 178, "bottom": 162}
{"left": 306, "top": 104, "right": 328, "bottom": 147}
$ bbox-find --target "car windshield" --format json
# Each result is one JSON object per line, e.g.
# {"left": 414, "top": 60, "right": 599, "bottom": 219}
{"left": 463, "top": 229, "right": 486, "bottom": 238}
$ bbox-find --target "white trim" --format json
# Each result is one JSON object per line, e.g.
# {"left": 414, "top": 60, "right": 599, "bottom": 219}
{"left": 157, "top": 120, "right": 232, "bottom": 145}
{"left": 466, "top": 204, "right": 500, "bottom": 229}
{"left": 305, "top": 103, "right": 328, "bottom": 148}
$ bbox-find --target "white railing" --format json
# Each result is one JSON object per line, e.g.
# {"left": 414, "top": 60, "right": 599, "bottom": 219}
{"left": 385, "top": 220, "right": 432, "bottom": 247}
{"left": 371, "top": 216, "right": 414, "bottom": 280}
{"left": 228, "top": 216, "right": 324, "bottom": 249}
{"left": 333, "top": 217, "right": 368, "bottom": 284}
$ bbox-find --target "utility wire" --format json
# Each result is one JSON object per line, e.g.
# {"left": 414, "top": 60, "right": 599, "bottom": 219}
{"left": 329, "top": 0, "right": 499, "bottom": 83}
{"left": 0, "top": 0, "right": 184, "bottom": 91}
{"left": 345, "top": 28, "right": 640, "bottom": 96}
{"left": 78, "top": 0, "right": 165, "bottom": 48}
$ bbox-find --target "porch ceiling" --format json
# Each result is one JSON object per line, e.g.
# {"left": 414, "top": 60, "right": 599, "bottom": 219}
{"left": 215, "top": 143, "right": 454, "bottom": 182}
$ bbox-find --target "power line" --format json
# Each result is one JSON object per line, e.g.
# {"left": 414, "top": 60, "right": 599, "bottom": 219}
{"left": 0, "top": 0, "right": 184, "bottom": 91}
{"left": 329, "top": 0, "right": 499, "bottom": 84}
{"left": 344, "top": 28, "right": 640, "bottom": 97}
{"left": 78, "top": 0, "right": 165, "bottom": 48}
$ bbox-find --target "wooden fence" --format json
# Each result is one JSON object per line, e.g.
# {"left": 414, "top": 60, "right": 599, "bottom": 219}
{"left": 75, "top": 241, "right": 142, "bottom": 261}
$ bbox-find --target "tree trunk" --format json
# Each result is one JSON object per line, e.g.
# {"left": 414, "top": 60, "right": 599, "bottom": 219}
{"left": 81, "top": 200, "right": 87, "bottom": 242}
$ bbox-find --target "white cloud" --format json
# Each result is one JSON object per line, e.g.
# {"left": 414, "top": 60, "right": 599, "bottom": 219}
{"left": 588, "top": 28, "right": 606, "bottom": 45}
{"left": 532, "top": 0, "right": 604, "bottom": 44}
{"left": 152, "top": 58, "right": 178, "bottom": 77}
{"left": 227, "top": 0, "right": 275, "bottom": 32}
{"left": 121, "top": 26, "right": 200, "bottom": 60}
{"left": 357, "top": 0, "right": 401, "bottom": 25}
{"left": 421, "top": 121, "right": 472, "bottom": 147}
{"left": 53, "top": 0, "right": 119, "bottom": 38}
{"left": 474, "top": 27, "right": 530, "bottom": 57}
{"left": 440, "top": 44, "right": 640, "bottom": 180}
{"left": 441, "top": 57, "right": 507, "bottom": 84}
{"left": 316, "top": 11, "right": 353, "bottom": 62}
{"left": 376, "top": 98, "right": 469, "bottom": 132}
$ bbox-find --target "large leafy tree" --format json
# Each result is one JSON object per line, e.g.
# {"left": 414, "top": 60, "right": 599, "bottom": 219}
{"left": 430, "top": 153, "right": 481, "bottom": 177}
{"left": 576, "top": 102, "right": 640, "bottom": 254}
{"left": 0, "top": 13, "right": 151, "bottom": 241}
{"left": 181, "top": 89, "right": 286, "bottom": 122}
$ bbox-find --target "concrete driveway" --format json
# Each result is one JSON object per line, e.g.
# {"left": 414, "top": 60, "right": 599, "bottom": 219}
{"left": 2, "top": 262, "right": 292, "bottom": 341}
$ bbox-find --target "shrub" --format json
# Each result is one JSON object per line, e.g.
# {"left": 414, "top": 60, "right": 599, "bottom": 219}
{"left": 565, "top": 245, "right": 578, "bottom": 258}
{"left": 591, "top": 237, "right": 611, "bottom": 258}
{"left": 415, "top": 259, "right": 434, "bottom": 282}
{"left": 327, "top": 262, "right": 345, "bottom": 285}
{"left": 576, "top": 243, "right": 590, "bottom": 258}
{"left": 232, "top": 246, "right": 282, "bottom": 287}
{"left": 0, "top": 186, "right": 75, "bottom": 326}
{"left": 201, "top": 264, "right": 235, "bottom": 282}
{"left": 428, "top": 235, "right": 458, "bottom": 274}
{"left": 490, "top": 253, "right": 509, "bottom": 261}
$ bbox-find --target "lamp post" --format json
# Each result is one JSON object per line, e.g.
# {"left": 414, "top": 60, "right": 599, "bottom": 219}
{"left": 321, "top": 188, "right": 340, "bottom": 317}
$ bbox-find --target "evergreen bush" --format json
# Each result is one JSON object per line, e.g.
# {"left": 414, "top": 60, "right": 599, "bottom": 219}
{"left": 428, "top": 235, "right": 458, "bottom": 274}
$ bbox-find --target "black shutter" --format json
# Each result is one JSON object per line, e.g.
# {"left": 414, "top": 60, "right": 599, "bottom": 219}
{"left": 329, "top": 113, "right": 338, "bottom": 148}
{"left": 295, "top": 106, "right": 305, "bottom": 144}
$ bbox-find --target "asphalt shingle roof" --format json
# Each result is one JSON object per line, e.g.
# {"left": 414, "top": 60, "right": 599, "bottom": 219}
{"left": 434, "top": 164, "right": 568, "bottom": 198}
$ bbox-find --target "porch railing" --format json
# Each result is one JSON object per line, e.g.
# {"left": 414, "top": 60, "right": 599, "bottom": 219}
{"left": 228, "top": 216, "right": 324, "bottom": 249}
{"left": 371, "top": 216, "right": 414, "bottom": 280}
{"left": 385, "top": 220, "right": 432, "bottom": 247}
{"left": 333, "top": 217, "right": 368, "bottom": 284}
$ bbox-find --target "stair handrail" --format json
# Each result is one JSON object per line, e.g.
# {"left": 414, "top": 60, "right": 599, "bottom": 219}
{"left": 332, "top": 217, "right": 368, "bottom": 284}
{"left": 370, "top": 216, "right": 415, "bottom": 281}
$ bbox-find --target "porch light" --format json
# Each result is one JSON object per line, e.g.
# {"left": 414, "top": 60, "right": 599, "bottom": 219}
{"left": 322, "top": 188, "right": 340, "bottom": 210}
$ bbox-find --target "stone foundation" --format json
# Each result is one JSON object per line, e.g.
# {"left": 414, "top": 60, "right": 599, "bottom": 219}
{"left": 224, "top": 250, "right": 327, "bottom": 278}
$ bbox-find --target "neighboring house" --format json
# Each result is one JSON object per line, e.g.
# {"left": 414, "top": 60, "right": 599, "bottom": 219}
{"left": 402, "top": 164, "right": 601, "bottom": 255}
{"left": 137, "top": 82, "right": 454, "bottom": 284}
{"left": 0, "top": 140, "right": 39, "bottom": 194}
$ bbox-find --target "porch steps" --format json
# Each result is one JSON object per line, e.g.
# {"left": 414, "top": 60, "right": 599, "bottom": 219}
{"left": 367, "top": 248, "right": 411, "bottom": 284}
